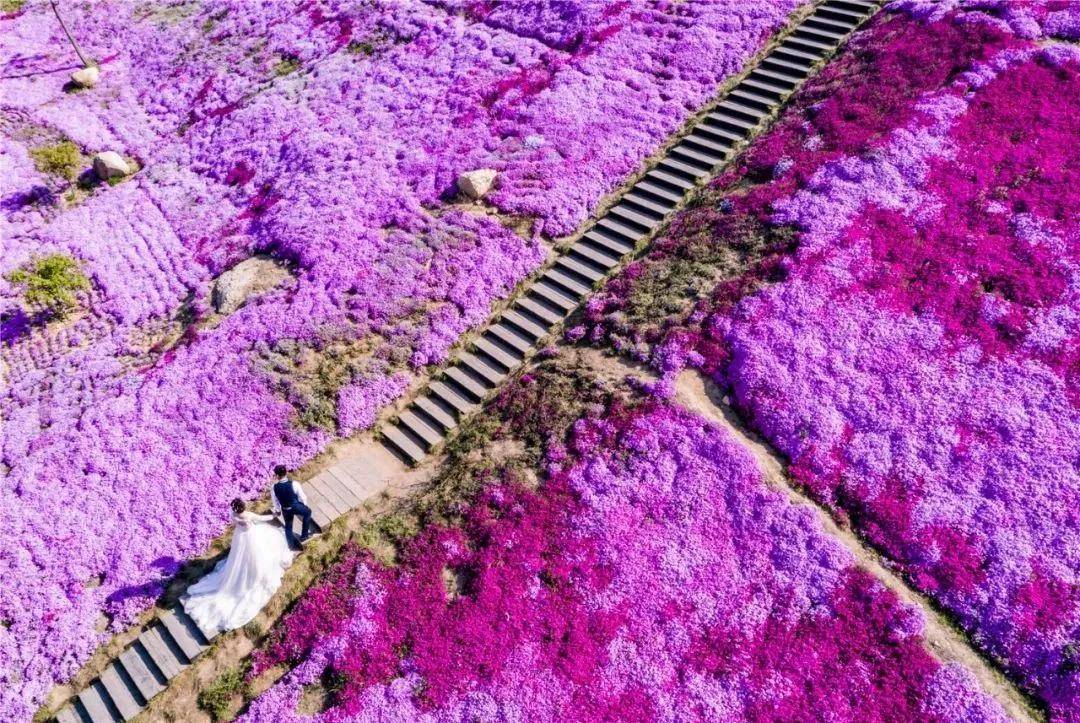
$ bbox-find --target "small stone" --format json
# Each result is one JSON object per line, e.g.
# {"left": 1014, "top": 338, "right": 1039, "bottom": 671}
{"left": 457, "top": 168, "right": 498, "bottom": 200}
{"left": 70, "top": 65, "right": 100, "bottom": 88}
{"left": 211, "top": 256, "right": 292, "bottom": 315}
{"left": 92, "top": 151, "right": 130, "bottom": 181}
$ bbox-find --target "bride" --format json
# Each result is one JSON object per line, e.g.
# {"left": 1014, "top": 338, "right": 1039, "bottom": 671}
{"left": 182, "top": 499, "right": 294, "bottom": 635}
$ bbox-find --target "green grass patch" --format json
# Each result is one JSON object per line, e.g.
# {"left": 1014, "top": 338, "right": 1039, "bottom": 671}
{"left": 29, "top": 140, "right": 82, "bottom": 179}
{"left": 5, "top": 254, "right": 90, "bottom": 315}
{"left": 197, "top": 665, "right": 250, "bottom": 721}
{"left": 273, "top": 56, "right": 301, "bottom": 76}
{"left": 0, "top": 0, "right": 26, "bottom": 12}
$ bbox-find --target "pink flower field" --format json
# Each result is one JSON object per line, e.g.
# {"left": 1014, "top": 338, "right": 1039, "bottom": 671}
{"left": 0, "top": 1, "right": 806, "bottom": 719}
{"left": 582, "top": 1, "right": 1080, "bottom": 718}
{"left": 243, "top": 361, "right": 1006, "bottom": 722}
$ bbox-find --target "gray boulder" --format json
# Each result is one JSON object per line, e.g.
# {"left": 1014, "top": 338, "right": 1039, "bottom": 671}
{"left": 211, "top": 256, "right": 291, "bottom": 315}
{"left": 457, "top": 168, "right": 497, "bottom": 200}
{"left": 92, "top": 151, "right": 130, "bottom": 180}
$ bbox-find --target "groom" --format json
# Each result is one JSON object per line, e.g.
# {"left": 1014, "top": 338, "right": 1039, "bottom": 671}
{"left": 271, "top": 464, "right": 321, "bottom": 550}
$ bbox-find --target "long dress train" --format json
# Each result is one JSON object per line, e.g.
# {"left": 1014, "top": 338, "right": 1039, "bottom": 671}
{"left": 182, "top": 510, "right": 294, "bottom": 635}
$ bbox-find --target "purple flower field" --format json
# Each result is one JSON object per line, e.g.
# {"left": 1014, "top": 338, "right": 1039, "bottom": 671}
{"left": 583, "top": 1, "right": 1080, "bottom": 718}
{"left": 245, "top": 361, "right": 1006, "bottom": 722}
{"left": 0, "top": 0, "right": 805, "bottom": 719}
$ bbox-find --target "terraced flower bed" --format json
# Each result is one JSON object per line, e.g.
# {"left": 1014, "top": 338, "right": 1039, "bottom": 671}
{"left": 0, "top": 1, "right": 807, "bottom": 719}
{"left": 243, "top": 357, "right": 1006, "bottom": 722}
{"left": 580, "top": 2, "right": 1080, "bottom": 718}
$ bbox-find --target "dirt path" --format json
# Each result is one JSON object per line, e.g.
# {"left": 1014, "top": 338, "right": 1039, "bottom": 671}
{"left": 672, "top": 368, "right": 1042, "bottom": 723}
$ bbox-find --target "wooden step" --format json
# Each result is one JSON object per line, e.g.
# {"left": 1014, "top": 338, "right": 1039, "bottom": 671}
{"left": 471, "top": 336, "right": 522, "bottom": 371}
{"left": 77, "top": 682, "right": 117, "bottom": 723}
{"left": 444, "top": 366, "right": 491, "bottom": 400}
{"left": 429, "top": 379, "right": 479, "bottom": 414}
{"left": 159, "top": 609, "right": 206, "bottom": 662}
{"left": 517, "top": 294, "right": 567, "bottom": 325}
{"left": 633, "top": 178, "right": 685, "bottom": 203}
{"left": 99, "top": 663, "right": 142, "bottom": 721}
{"left": 397, "top": 409, "right": 444, "bottom": 448}
{"left": 413, "top": 394, "right": 459, "bottom": 431}
{"left": 501, "top": 309, "right": 548, "bottom": 339}
{"left": 543, "top": 267, "right": 592, "bottom": 297}
{"left": 457, "top": 351, "right": 506, "bottom": 386}
{"left": 381, "top": 425, "right": 425, "bottom": 464}
{"left": 620, "top": 190, "right": 673, "bottom": 217}
{"left": 682, "top": 132, "right": 731, "bottom": 156}
{"left": 118, "top": 644, "right": 165, "bottom": 702}
{"left": 583, "top": 229, "right": 635, "bottom": 258}
{"left": 139, "top": 624, "right": 185, "bottom": 678}
{"left": 486, "top": 324, "right": 533, "bottom": 354}
{"left": 555, "top": 254, "right": 607, "bottom": 283}
{"left": 608, "top": 202, "right": 661, "bottom": 229}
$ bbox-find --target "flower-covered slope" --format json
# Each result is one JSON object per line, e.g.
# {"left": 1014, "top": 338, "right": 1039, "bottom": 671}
{"left": 581, "top": 1, "right": 1080, "bottom": 718}
{"left": 243, "top": 358, "right": 1006, "bottom": 722}
{"left": 0, "top": 1, "right": 806, "bottom": 719}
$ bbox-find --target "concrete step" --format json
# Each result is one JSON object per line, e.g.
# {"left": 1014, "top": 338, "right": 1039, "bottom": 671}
{"left": 501, "top": 309, "right": 548, "bottom": 340}
{"left": 472, "top": 336, "right": 522, "bottom": 371}
{"left": 429, "top": 379, "right": 479, "bottom": 415}
{"left": 794, "top": 25, "right": 845, "bottom": 42}
{"left": 55, "top": 705, "right": 82, "bottom": 723}
{"left": 429, "top": 378, "right": 480, "bottom": 412}
{"left": 139, "top": 624, "right": 185, "bottom": 678}
{"left": 457, "top": 351, "right": 506, "bottom": 386}
{"left": 305, "top": 478, "right": 347, "bottom": 516}
{"left": 413, "top": 394, "right": 459, "bottom": 431}
{"left": 608, "top": 202, "right": 661, "bottom": 229}
{"left": 518, "top": 294, "right": 567, "bottom": 325}
{"left": 714, "top": 99, "right": 767, "bottom": 122}
{"left": 730, "top": 87, "right": 777, "bottom": 109}
{"left": 583, "top": 229, "right": 635, "bottom": 258}
{"left": 815, "top": 5, "right": 866, "bottom": 23}
{"left": 531, "top": 281, "right": 578, "bottom": 312}
{"left": 322, "top": 469, "right": 363, "bottom": 507}
{"left": 783, "top": 34, "right": 832, "bottom": 54}
{"left": 556, "top": 254, "right": 607, "bottom": 283}
{"left": 658, "top": 157, "right": 709, "bottom": 180}
{"left": 596, "top": 215, "right": 648, "bottom": 241}
{"left": 773, "top": 44, "right": 824, "bottom": 64}
{"left": 77, "top": 682, "right": 118, "bottom": 723}
{"left": 118, "top": 644, "right": 165, "bottom": 703}
{"left": 381, "top": 425, "right": 425, "bottom": 465}
{"left": 645, "top": 167, "right": 696, "bottom": 191}
{"left": 620, "top": 190, "right": 673, "bottom": 217}
{"left": 670, "top": 144, "right": 722, "bottom": 170}
{"left": 99, "top": 663, "right": 142, "bottom": 721}
{"left": 397, "top": 409, "right": 445, "bottom": 449}
{"left": 760, "top": 56, "right": 811, "bottom": 78}
{"left": 827, "top": 0, "right": 875, "bottom": 15}
{"left": 683, "top": 132, "right": 733, "bottom": 157}
{"left": 444, "top": 365, "right": 491, "bottom": 400}
{"left": 541, "top": 269, "right": 590, "bottom": 299}
{"left": 750, "top": 67, "right": 800, "bottom": 88}
{"left": 569, "top": 240, "right": 622, "bottom": 270}
{"left": 805, "top": 15, "right": 857, "bottom": 34}
{"left": 695, "top": 120, "right": 746, "bottom": 144}
{"left": 633, "top": 177, "right": 685, "bottom": 203}
{"left": 486, "top": 324, "right": 534, "bottom": 354}
{"left": 159, "top": 608, "right": 206, "bottom": 662}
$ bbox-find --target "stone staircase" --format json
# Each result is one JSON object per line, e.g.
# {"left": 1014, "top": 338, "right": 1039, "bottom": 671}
{"left": 52, "top": 1, "right": 880, "bottom": 719}
{"left": 381, "top": 0, "right": 882, "bottom": 466}
{"left": 54, "top": 456, "right": 385, "bottom": 723}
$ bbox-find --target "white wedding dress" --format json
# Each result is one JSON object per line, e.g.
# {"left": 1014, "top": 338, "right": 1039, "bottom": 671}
{"left": 182, "top": 511, "right": 294, "bottom": 635}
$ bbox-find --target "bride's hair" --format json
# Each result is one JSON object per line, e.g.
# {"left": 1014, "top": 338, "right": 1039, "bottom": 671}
{"left": 231, "top": 498, "right": 245, "bottom": 515}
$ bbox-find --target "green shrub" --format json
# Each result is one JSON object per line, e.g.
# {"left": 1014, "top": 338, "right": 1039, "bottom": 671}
{"left": 5, "top": 254, "right": 90, "bottom": 315}
{"left": 197, "top": 666, "right": 249, "bottom": 721}
{"left": 29, "top": 141, "right": 82, "bottom": 179}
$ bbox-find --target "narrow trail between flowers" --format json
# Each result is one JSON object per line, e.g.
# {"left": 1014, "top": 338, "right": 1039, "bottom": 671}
{"left": 671, "top": 367, "right": 1043, "bottom": 723}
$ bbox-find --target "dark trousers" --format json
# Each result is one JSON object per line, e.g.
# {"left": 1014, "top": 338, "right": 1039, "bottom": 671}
{"left": 282, "top": 503, "right": 320, "bottom": 549}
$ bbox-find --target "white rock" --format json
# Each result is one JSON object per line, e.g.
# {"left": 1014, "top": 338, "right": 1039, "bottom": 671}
{"left": 457, "top": 168, "right": 498, "bottom": 200}
{"left": 212, "top": 256, "right": 292, "bottom": 315}
{"left": 70, "top": 65, "right": 100, "bottom": 88}
{"left": 92, "top": 151, "right": 130, "bottom": 181}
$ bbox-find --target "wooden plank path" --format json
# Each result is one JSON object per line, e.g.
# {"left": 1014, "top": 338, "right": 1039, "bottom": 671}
{"left": 51, "top": 1, "right": 879, "bottom": 719}
{"left": 381, "top": 0, "right": 882, "bottom": 466}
